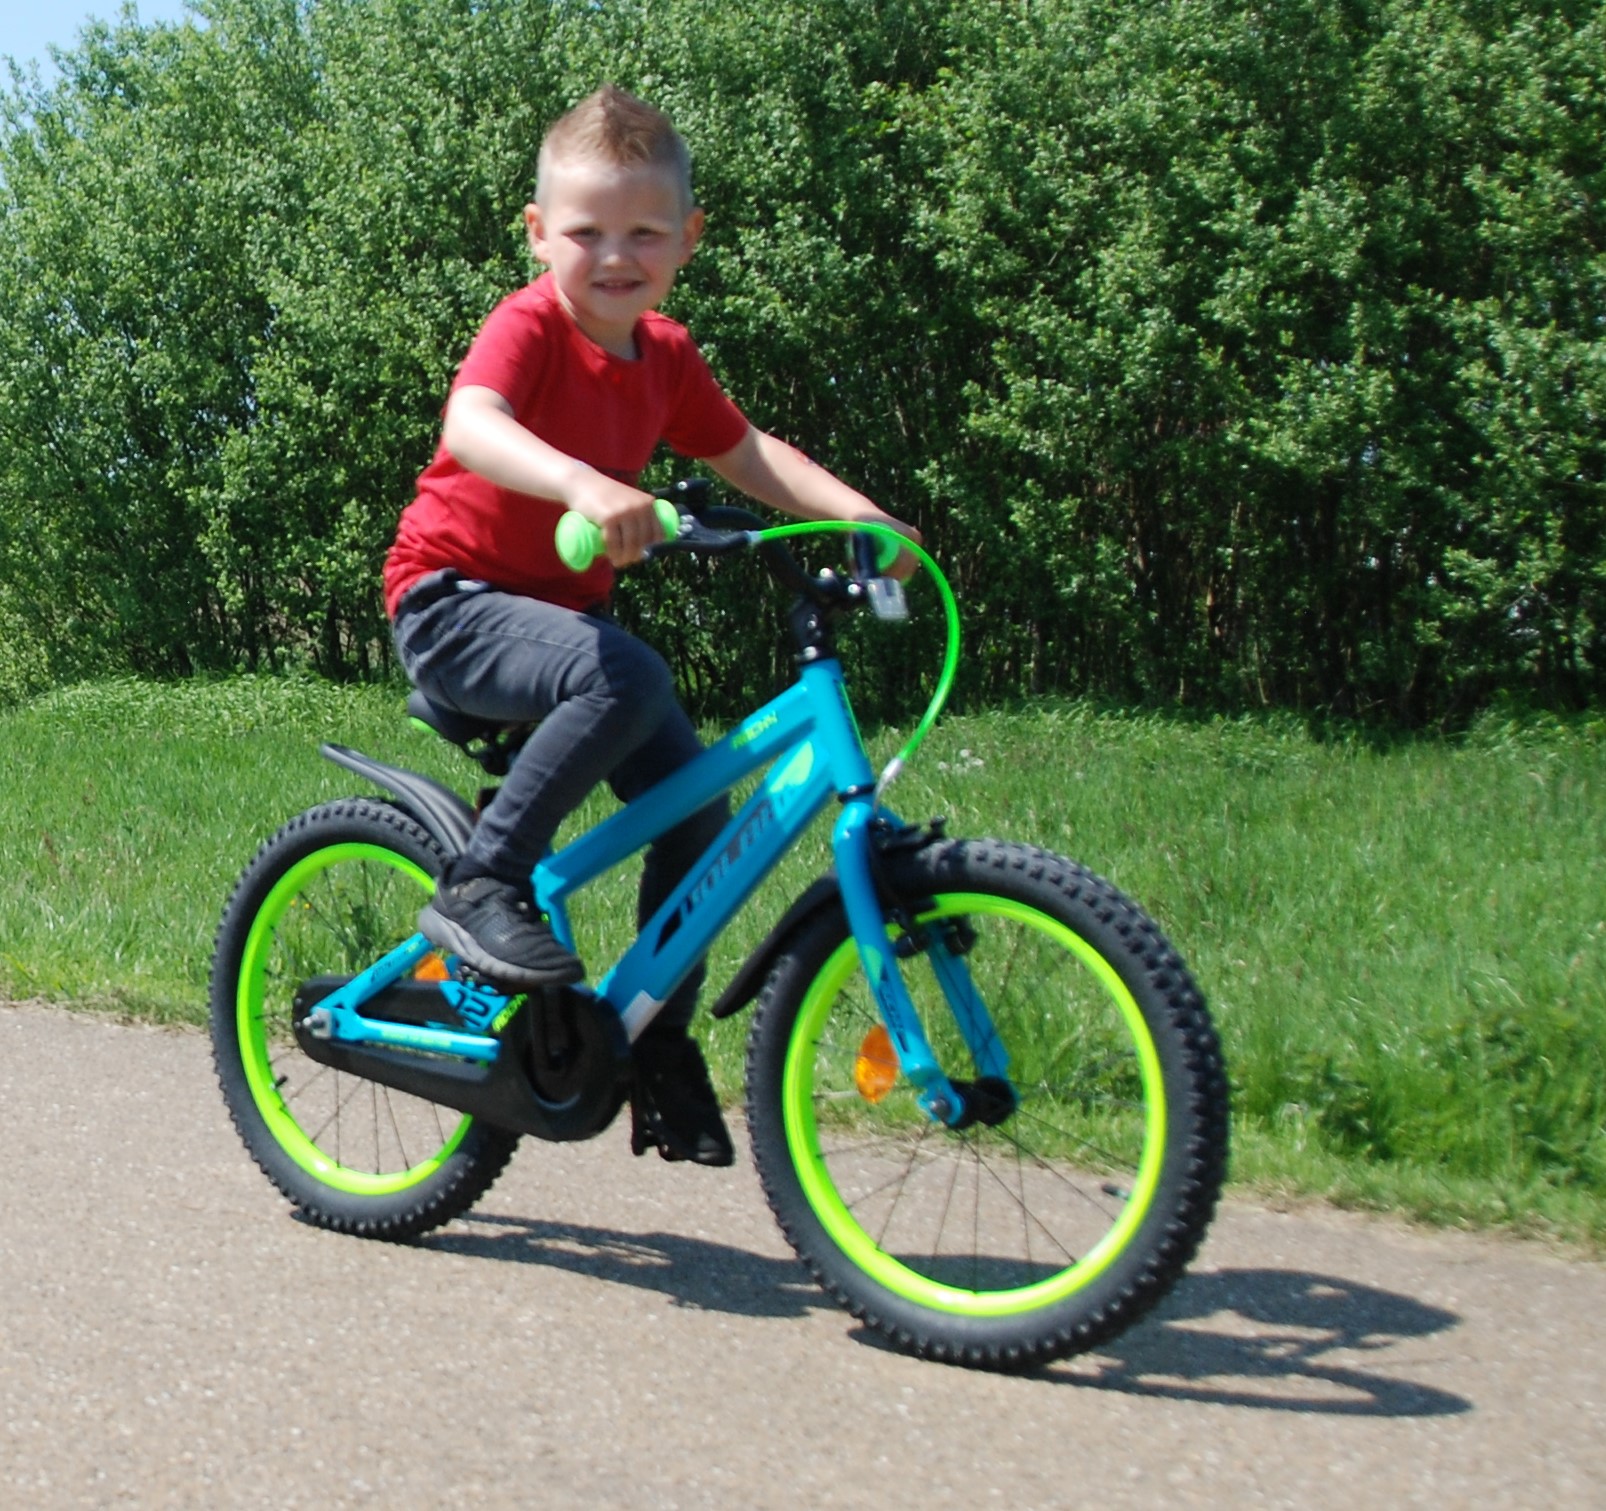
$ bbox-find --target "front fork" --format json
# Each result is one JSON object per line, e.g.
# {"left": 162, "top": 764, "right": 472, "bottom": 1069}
{"left": 833, "top": 803, "right": 1007, "bottom": 1126}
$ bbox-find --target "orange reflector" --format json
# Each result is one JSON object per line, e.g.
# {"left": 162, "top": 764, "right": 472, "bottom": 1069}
{"left": 413, "top": 952, "right": 450, "bottom": 982}
{"left": 854, "top": 1024, "right": 898, "bottom": 1103}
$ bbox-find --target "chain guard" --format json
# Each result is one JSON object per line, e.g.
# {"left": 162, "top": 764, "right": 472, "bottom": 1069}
{"left": 292, "top": 979, "right": 629, "bottom": 1142}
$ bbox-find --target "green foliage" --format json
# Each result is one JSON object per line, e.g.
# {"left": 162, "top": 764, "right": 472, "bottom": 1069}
{"left": 0, "top": 0, "right": 1602, "bottom": 724}
{"left": 898, "top": 0, "right": 1606, "bottom": 720}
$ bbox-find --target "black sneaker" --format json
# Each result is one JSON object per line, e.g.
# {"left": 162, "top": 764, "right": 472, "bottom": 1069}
{"left": 630, "top": 1030, "right": 735, "bottom": 1167}
{"left": 418, "top": 874, "right": 584, "bottom": 989}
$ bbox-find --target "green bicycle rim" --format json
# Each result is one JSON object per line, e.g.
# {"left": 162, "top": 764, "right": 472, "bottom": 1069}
{"left": 235, "top": 842, "right": 473, "bottom": 1195}
{"left": 780, "top": 894, "right": 1169, "bottom": 1318}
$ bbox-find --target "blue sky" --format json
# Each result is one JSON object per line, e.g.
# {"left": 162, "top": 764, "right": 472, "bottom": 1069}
{"left": 0, "top": 0, "right": 197, "bottom": 79}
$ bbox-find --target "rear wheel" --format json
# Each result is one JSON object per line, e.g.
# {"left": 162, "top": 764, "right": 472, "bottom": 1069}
{"left": 209, "top": 798, "right": 519, "bottom": 1238}
{"left": 745, "top": 838, "right": 1227, "bottom": 1369}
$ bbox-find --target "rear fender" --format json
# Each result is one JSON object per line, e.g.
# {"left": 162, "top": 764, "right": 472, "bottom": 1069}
{"left": 320, "top": 743, "right": 475, "bottom": 856}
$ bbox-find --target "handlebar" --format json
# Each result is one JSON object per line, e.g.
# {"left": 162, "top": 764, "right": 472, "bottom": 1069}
{"left": 549, "top": 480, "right": 958, "bottom": 793}
{"left": 554, "top": 489, "right": 903, "bottom": 575}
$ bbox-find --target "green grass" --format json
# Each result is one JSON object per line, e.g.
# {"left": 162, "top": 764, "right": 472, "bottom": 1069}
{"left": 2, "top": 676, "right": 1602, "bottom": 1245}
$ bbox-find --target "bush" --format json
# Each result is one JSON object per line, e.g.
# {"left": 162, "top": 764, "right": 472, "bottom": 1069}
{"left": 1, "top": 0, "right": 1601, "bottom": 724}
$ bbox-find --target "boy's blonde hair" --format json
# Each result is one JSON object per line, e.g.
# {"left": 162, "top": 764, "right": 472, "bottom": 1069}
{"left": 536, "top": 85, "right": 694, "bottom": 210}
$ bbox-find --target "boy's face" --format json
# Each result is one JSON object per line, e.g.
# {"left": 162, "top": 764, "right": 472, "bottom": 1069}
{"left": 525, "top": 160, "right": 703, "bottom": 357}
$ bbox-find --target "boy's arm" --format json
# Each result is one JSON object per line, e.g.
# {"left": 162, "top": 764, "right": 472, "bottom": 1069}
{"left": 442, "top": 385, "right": 668, "bottom": 564}
{"left": 705, "top": 426, "right": 921, "bottom": 577}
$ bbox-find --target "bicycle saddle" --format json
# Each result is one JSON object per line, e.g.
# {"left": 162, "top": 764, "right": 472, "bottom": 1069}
{"left": 407, "top": 689, "right": 533, "bottom": 776}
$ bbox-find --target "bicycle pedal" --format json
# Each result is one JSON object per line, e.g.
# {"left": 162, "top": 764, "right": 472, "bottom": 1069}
{"left": 628, "top": 1097, "right": 682, "bottom": 1161}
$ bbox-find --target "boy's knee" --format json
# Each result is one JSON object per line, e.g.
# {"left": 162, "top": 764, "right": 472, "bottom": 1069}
{"left": 594, "top": 635, "right": 677, "bottom": 730}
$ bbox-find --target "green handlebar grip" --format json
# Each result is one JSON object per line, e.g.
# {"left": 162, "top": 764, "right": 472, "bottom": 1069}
{"left": 555, "top": 498, "right": 681, "bottom": 571}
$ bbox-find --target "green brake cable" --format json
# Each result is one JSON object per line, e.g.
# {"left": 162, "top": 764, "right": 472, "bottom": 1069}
{"left": 750, "top": 520, "right": 960, "bottom": 793}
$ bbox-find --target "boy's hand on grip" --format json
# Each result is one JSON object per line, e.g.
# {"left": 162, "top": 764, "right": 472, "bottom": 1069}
{"left": 556, "top": 498, "right": 681, "bottom": 572}
{"left": 563, "top": 471, "right": 670, "bottom": 567}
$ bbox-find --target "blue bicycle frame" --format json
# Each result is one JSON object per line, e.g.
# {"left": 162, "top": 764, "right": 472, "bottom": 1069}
{"left": 302, "top": 651, "right": 991, "bottom": 1125}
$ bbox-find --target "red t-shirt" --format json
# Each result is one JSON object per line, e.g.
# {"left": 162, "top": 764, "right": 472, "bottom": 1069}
{"left": 384, "top": 272, "right": 750, "bottom": 615}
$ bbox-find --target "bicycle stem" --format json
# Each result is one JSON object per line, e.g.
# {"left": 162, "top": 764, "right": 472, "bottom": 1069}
{"left": 751, "top": 520, "right": 961, "bottom": 792}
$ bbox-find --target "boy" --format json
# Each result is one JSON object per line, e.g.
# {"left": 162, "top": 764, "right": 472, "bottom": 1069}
{"left": 384, "top": 85, "right": 919, "bottom": 1166}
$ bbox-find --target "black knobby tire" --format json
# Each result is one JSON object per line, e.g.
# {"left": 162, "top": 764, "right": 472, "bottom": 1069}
{"left": 744, "top": 837, "right": 1228, "bottom": 1369}
{"left": 209, "top": 797, "right": 519, "bottom": 1239}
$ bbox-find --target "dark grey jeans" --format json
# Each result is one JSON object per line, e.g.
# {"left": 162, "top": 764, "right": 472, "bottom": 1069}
{"left": 393, "top": 578, "right": 727, "bottom": 1029}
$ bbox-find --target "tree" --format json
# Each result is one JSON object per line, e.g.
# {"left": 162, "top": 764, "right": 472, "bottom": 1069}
{"left": 1, "top": 0, "right": 1601, "bottom": 723}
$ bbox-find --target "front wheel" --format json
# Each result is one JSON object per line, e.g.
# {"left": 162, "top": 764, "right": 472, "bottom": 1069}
{"left": 745, "top": 838, "right": 1228, "bottom": 1369}
{"left": 209, "top": 797, "right": 520, "bottom": 1239}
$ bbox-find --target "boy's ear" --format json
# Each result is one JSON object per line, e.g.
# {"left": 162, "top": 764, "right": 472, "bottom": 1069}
{"left": 524, "top": 202, "right": 547, "bottom": 262}
{"left": 679, "top": 207, "right": 706, "bottom": 265}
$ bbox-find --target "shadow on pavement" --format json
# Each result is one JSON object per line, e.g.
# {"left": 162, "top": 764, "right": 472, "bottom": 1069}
{"left": 1027, "top": 1268, "right": 1471, "bottom": 1417}
{"left": 423, "top": 1212, "right": 827, "bottom": 1321}
{"left": 427, "top": 1218, "right": 1470, "bottom": 1415}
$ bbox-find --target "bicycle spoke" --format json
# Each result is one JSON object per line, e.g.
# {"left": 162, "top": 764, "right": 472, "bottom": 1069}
{"left": 926, "top": 1130, "right": 965, "bottom": 1262}
{"left": 984, "top": 1122, "right": 1129, "bottom": 1222}
{"left": 1009, "top": 1098, "right": 1145, "bottom": 1174}
{"left": 301, "top": 1066, "right": 366, "bottom": 1151}
{"left": 1016, "top": 1135, "right": 1030, "bottom": 1272}
{"left": 828, "top": 1134, "right": 951, "bottom": 1214}
{"left": 382, "top": 1085, "right": 411, "bottom": 1172}
{"left": 969, "top": 1132, "right": 982, "bottom": 1291}
{"left": 873, "top": 1121, "right": 934, "bottom": 1250}
{"left": 966, "top": 1142, "right": 1084, "bottom": 1263}
{"left": 273, "top": 1053, "right": 335, "bottom": 1104}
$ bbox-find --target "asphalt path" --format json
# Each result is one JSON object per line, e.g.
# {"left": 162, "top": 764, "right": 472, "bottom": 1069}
{"left": 1, "top": 1004, "right": 1602, "bottom": 1508}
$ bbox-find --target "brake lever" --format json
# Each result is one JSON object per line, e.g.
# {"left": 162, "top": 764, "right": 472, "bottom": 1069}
{"left": 850, "top": 531, "right": 910, "bottom": 621}
{"left": 646, "top": 514, "right": 755, "bottom": 558}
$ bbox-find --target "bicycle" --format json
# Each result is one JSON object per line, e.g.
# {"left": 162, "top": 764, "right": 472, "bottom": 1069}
{"left": 209, "top": 479, "right": 1228, "bottom": 1370}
